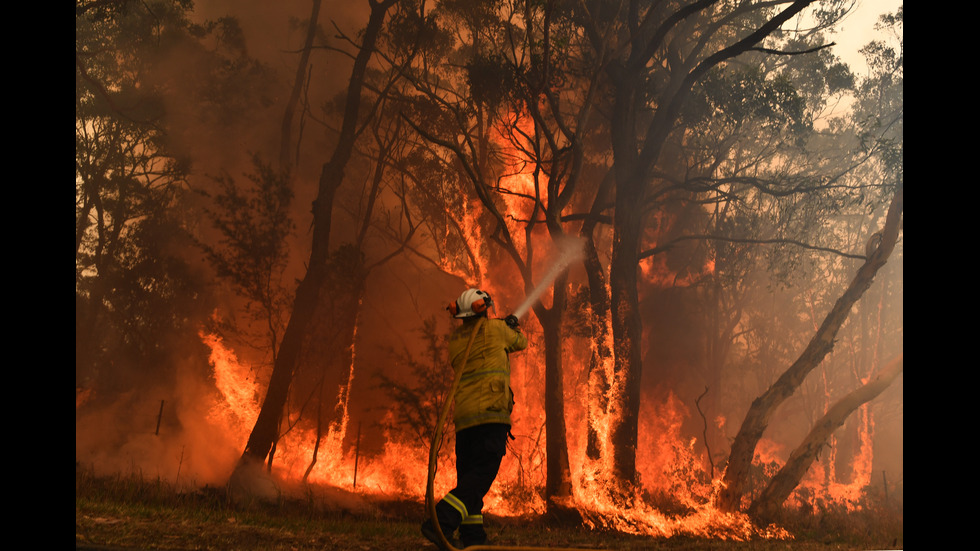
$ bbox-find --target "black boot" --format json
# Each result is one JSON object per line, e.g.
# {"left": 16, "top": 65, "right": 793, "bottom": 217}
{"left": 421, "top": 519, "right": 458, "bottom": 550}
{"left": 459, "top": 524, "right": 489, "bottom": 548}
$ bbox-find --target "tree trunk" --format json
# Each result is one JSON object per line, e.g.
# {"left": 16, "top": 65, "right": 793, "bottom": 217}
{"left": 581, "top": 172, "right": 614, "bottom": 461}
{"left": 280, "top": 0, "right": 321, "bottom": 171}
{"left": 240, "top": 262, "right": 327, "bottom": 465}
{"left": 717, "top": 184, "right": 903, "bottom": 512}
{"left": 534, "top": 279, "right": 574, "bottom": 512}
{"left": 296, "top": 246, "right": 366, "bottom": 479}
{"left": 604, "top": 48, "right": 646, "bottom": 485}
{"left": 583, "top": 229, "right": 612, "bottom": 461}
{"left": 607, "top": 212, "right": 643, "bottom": 485}
{"left": 600, "top": 0, "right": 819, "bottom": 484}
{"left": 235, "top": 0, "right": 397, "bottom": 476}
{"left": 748, "top": 354, "right": 904, "bottom": 521}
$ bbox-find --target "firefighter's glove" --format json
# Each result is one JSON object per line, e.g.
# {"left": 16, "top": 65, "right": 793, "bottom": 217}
{"left": 504, "top": 315, "right": 520, "bottom": 329}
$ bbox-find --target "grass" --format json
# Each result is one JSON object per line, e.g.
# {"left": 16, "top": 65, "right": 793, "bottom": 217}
{"left": 76, "top": 464, "right": 902, "bottom": 551}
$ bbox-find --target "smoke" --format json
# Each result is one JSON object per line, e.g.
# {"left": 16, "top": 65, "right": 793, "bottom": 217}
{"left": 75, "top": 355, "right": 243, "bottom": 489}
{"left": 76, "top": 0, "right": 440, "bottom": 493}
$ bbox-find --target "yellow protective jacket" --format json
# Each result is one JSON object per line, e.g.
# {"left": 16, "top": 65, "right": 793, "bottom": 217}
{"left": 449, "top": 317, "right": 528, "bottom": 431}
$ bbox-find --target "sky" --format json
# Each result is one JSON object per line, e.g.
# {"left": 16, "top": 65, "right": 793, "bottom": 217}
{"left": 187, "top": 1, "right": 904, "bottom": 69}
{"left": 829, "top": 0, "right": 903, "bottom": 73}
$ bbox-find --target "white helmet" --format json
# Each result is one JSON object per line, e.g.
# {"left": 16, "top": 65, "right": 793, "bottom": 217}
{"left": 448, "top": 288, "right": 493, "bottom": 318}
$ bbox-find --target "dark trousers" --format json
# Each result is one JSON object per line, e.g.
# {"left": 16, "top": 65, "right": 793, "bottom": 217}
{"left": 435, "top": 423, "right": 510, "bottom": 542}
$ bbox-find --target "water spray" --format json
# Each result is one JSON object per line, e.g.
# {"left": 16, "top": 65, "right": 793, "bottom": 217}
{"left": 426, "top": 236, "right": 594, "bottom": 551}
{"left": 510, "top": 236, "right": 586, "bottom": 320}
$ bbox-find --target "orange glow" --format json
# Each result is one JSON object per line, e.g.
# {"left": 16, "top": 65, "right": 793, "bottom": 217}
{"left": 439, "top": 197, "right": 492, "bottom": 287}
{"left": 179, "top": 107, "right": 887, "bottom": 539}
{"left": 639, "top": 249, "right": 715, "bottom": 288}
{"left": 198, "top": 295, "right": 879, "bottom": 539}
{"left": 493, "top": 109, "right": 546, "bottom": 259}
{"left": 202, "top": 332, "right": 261, "bottom": 438}
{"left": 794, "top": 404, "right": 876, "bottom": 511}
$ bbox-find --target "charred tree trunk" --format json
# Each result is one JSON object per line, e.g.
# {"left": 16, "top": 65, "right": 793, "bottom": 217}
{"left": 604, "top": 42, "right": 647, "bottom": 485}
{"left": 533, "top": 277, "right": 574, "bottom": 512}
{"left": 607, "top": 199, "right": 643, "bottom": 485}
{"left": 236, "top": 0, "right": 397, "bottom": 476}
{"left": 583, "top": 227, "right": 612, "bottom": 461}
{"left": 280, "top": 0, "right": 321, "bottom": 171}
{"left": 580, "top": 170, "right": 614, "bottom": 461}
{"left": 717, "top": 185, "right": 903, "bottom": 512}
{"left": 241, "top": 261, "right": 328, "bottom": 466}
{"left": 303, "top": 392, "right": 326, "bottom": 481}
{"left": 601, "top": 0, "right": 817, "bottom": 487}
{"left": 748, "top": 354, "right": 904, "bottom": 521}
{"left": 298, "top": 247, "right": 366, "bottom": 480}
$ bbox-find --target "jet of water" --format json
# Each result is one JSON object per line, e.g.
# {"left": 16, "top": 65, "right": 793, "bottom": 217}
{"left": 511, "top": 236, "right": 585, "bottom": 320}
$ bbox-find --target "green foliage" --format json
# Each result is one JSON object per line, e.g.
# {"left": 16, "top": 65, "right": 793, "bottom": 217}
{"left": 76, "top": 1, "right": 278, "bottom": 402}
{"left": 853, "top": 8, "right": 903, "bottom": 187}
{"left": 810, "top": 0, "right": 853, "bottom": 28}
{"left": 685, "top": 67, "right": 811, "bottom": 137}
{"left": 76, "top": 6, "right": 211, "bottom": 396}
{"left": 76, "top": 198, "right": 214, "bottom": 398}
{"left": 200, "top": 154, "right": 295, "bottom": 315}
{"left": 822, "top": 61, "right": 855, "bottom": 95}
{"left": 466, "top": 52, "right": 523, "bottom": 111}
{"left": 195, "top": 153, "right": 296, "bottom": 367}
{"left": 188, "top": 17, "right": 281, "bottom": 121}
{"left": 385, "top": 3, "right": 453, "bottom": 60}
{"left": 436, "top": 0, "right": 506, "bottom": 32}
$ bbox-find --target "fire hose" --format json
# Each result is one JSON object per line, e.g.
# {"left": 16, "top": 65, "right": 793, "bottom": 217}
{"left": 425, "top": 320, "right": 596, "bottom": 551}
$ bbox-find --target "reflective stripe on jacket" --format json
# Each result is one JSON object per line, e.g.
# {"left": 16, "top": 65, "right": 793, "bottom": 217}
{"left": 449, "top": 317, "right": 528, "bottom": 431}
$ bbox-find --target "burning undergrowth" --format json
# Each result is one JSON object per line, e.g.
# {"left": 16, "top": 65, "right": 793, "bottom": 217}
{"left": 76, "top": 191, "right": 899, "bottom": 542}
{"left": 76, "top": 315, "right": 886, "bottom": 543}
{"left": 74, "top": 229, "right": 900, "bottom": 546}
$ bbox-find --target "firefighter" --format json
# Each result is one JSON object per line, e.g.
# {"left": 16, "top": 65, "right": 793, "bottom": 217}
{"left": 421, "top": 288, "right": 528, "bottom": 549}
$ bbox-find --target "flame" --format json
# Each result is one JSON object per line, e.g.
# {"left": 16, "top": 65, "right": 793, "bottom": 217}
{"left": 494, "top": 108, "right": 545, "bottom": 260}
{"left": 441, "top": 197, "right": 492, "bottom": 287}
{"left": 639, "top": 244, "right": 715, "bottom": 288}
{"left": 794, "top": 403, "right": 876, "bottom": 511}
{"left": 197, "top": 299, "right": 880, "bottom": 539}
{"left": 202, "top": 332, "right": 261, "bottom": 439}
{"left": 495, "top": 110, "right": 543, "bottom": 202}
{"left": 200, "top": 330, "right": 459, "bottom": 500}
{"left": 178, "top": 106, "right": 890, "bottom": 540}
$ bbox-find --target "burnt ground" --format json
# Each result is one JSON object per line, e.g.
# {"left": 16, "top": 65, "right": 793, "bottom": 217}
{"left": 76, "top": 467, "right": 902, "bottom": 551}
{"left": 75, "top": 496, "right": 901, "bottom": 551}
{"left": 75, "top": 509, "right": 897, "bottom": 551}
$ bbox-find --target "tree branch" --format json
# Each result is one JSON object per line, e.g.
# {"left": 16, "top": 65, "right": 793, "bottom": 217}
{"left": 695, "top": 386, "right": 715, "bottom": 478}
{"left": 640, "top": 234, "right": 868, "bottom": 261}
{"left": 747, "top": 42, "right": 835, "bottom": 56}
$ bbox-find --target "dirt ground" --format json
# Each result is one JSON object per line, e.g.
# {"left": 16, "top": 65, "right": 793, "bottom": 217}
{"left": 75, "top": 506, "right": 900, "bottom": 551}
{"left": 76, "top": 466, "right": 902, "bottom": 551}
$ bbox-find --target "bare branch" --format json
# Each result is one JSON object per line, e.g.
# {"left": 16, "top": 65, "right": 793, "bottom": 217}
{"left": 748, "top": 42, "right": 836, "bottom": 56}
{"left": 640, "top": 234, "right": 867, "bottom": 260}
{"left": 695, "top": 386, "right": 714, "bottom": 478}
